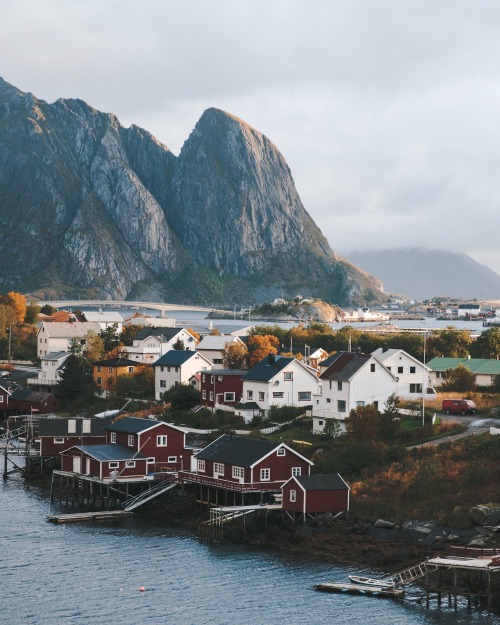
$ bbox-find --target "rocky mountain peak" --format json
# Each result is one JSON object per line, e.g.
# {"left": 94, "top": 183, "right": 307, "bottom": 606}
{"left": 0, "top": 77, "right": 24, "bottom": 103}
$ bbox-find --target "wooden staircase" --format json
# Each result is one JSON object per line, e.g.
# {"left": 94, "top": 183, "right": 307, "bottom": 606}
{"left": 123, "top": 476, "right": 178, "bottom": 511}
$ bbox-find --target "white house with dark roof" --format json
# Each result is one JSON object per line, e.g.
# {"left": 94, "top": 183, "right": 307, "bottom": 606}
{"left": 154, "top": 350, "right": 213, "bottom": 399}
{"left": 240, "top": 354, "right": 320, "bottom": 415}
{"left": 37, "top": 321, "right": 102, "bottom": 358}
{"left": 122, "top": 327, "right": 198, "bottom": 364}
{"left": 312, "top": 351, "right": 397, "bottom": 432}
{"left": 372, "top": 347, "right": 432, "bottom": 399}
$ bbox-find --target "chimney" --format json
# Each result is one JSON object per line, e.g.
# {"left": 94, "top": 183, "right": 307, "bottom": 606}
{"left": 382, "top": 343, "right": 388, "bottom": 353}
{"left": 267, "top": 353, "right": 275, "bottom": 365}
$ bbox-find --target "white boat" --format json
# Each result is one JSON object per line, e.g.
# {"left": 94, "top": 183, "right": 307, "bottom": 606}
{"left": 348, "top": 575, "right": 395, "bottom": 588}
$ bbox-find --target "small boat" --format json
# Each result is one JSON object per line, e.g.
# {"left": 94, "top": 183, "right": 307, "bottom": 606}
{"left": 348, "top": 575, "right": 395, "bottom": 588}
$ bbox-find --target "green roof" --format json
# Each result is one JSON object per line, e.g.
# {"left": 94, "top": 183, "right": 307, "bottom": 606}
{"left": 426, "top": 357, "right": 500, "bottom": 375}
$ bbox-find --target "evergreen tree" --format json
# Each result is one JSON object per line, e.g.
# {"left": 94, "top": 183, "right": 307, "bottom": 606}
{"left": 55, "top": 354, "right": 94, "bottom": 406}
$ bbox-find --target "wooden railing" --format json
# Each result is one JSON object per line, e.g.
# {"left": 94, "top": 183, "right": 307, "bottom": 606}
{"left": 178, "top": 471, "right": 283, "bottom": 493}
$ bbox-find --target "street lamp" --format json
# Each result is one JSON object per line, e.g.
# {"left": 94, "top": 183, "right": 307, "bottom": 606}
{"left": 422, "top": 331, "right": 427, "bottom": 427}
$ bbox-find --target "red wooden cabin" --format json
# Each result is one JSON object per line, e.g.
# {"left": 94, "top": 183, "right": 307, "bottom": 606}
{"left": 38, "top": 417, "right": 109, "bottom": 457}
{"left": 281, "top": 474, "right": 350, "bottom": 521}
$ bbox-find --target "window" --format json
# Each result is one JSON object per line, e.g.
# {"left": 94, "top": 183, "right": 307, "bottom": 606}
{"left": 292, "top": 467, "right": 301, "bottom": 477}
{"left": 247, "top": 390, "right": 253, "bottom": 400}
{"left": 232, "top": 466, "right": 244, "bottom": 479}
{"left": 168, "top": 456, "right": 177, "bottom": 463}
{"left": 214, "top": 462, "right": 224, "bottom": 476}
{"left": 108, "top": 367, "right": 114, "bottom": 373}
{"left": 298, "top": 391, "right": 311, "bottom": 401}
{"left": 290, "top": 489, "right": 297, "bottom": 502}
{"left": 211, "top": 375, "right": 214, "bottom": 383}
{"left": 160, "top": 380, "right": 166, "bottom": 388}
{"left": 260, "top": 468, "right": 270, "bottom": 481}
{"left": 202, "top": 374, "right": 205, "bottom": 382}
{"left": 167, "top": 366, "right": 171, "bottom": 372}
{"left": 398, "top": 366, "right": 404, "bottom": 374}
{"left": 110, "top": 432, "right": 117, "bottom": 444}
{"left": 83, "top": 420, "right": 91, "bottom": 434}
{"left": 209, "top": 391, "right": 213, "bottom": 401}
{"left": 68, "top": 419, "right": 76, "bottom": 434}
{"left": 410, "top": 366, "right": 416, "bottom": 374}
{"left": 125, "top": 461, "right": 136, "bottom": 468}
{"left": 273, "top": 392, "right": 284, "bottom": 398}
{"left": 213, "top": 358, "right": 223, "bottom": 364}
{"left": 337, "top": 400, "right": 346, "bottom": 413}
{"left": 277, "top": 448, "right": 285, "bottom": 456}
{"left": 96, "top": 377, "right": 102, "bottom": 385}
{"left": 175, "top": 366, "right": 179, "bottom": 373}
{"left": 197, "top": 459, "right": 205, "bottom": 472}
{"left": 370, "top": 363, "right": 375, "bottom": 372}
{"left": 326, "top": 398, "right": 331, "bottom": 403}
{"left": 337, "top": 381, "right": 343, "bottom": 391}
{"left": 127, "top": 435, "right": 134, "bottom": 447}
{"left": 373, "top": 401, "right": 379, "bottom": 409}
{"left": 410, "top": 383, "right": 422, "bottom": 393}
{"left": 160, "top": 366, "right": 164, "bottom": 372}
{"left": 318, "top": 420, "right": 324, "bottom": 426}
{"left": 109, "top": 462, "right": 119, "bottom": 469}
{"left": 224, "top": 392, "right": 235, "bottom": 402}
{"left": 356, "top": 401, "right": 365, "bottom": 407}
{"left": 128, "top": 366, "right": 134, "bottom": 373}
{"left": 97, "top": 366, "right": 102, "bottom": 372}
{"left": 284, "top": 372, "right": 293, "bottom": 381}
{"left": 202, "top": 390, "right": 206, "bottom": 399}
{"left": 157, "top": 435, "right": 167, "bottom": 446}
{"left": 259, "top": 391, "right": 265, "bottom": 401}
{"left": 53, "top": 437, "right": 65, "bottom": 444}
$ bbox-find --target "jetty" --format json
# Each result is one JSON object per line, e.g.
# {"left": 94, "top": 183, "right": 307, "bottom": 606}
{"left": 47, "top": 510, "right": 134, "bottom": 524}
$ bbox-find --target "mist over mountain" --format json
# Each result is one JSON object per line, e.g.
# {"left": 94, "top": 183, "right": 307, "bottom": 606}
{"left": 345, "top": 248, "right": 500, "bottom": 300}
{"left": 0, "top": 77, "right": 384, "bottom": 306}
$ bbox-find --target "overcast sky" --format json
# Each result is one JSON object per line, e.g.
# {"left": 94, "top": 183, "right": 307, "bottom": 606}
{"left": 3, "top": 1, "right": 500, "bottom": 272}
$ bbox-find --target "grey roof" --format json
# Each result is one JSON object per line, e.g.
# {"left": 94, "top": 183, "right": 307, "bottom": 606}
{"left": 82, "top": 311, "right": 124, "bottom": 323}
{"left": 134, "top": 327, "right": 184, "bottom": 342}
{"left": 154, "top": 350, "right": 198, "bottom": 366}
{"left": 38, "top": 417, "right": 109, "bottom": 437}
{"left": 93, "top": 357, "right": 140, "bottom": 367}
{"left": 42, "top": 351, "right": 71, "bottom": 361}
{"left": 242, "top": 355, "right": 294, "bottom": 382}
{"left": 68, "top": 444, "right": 147, "bottom": 462}
{"left": 210, "top": 368, "right": 246, "bottom": 376}
{"left": 10, "top": 388, "right": 54, "bottom": 402}
{"left": 196, "top": 434, "right": 280, "bottom": 466}
{"left": 39, "top": 321, "right": 102, "bottom": 338}
{"left": 294, "top": 474, "right": 349, "bottom": 491}
{"left": 197, "top": 335, "right": 242, "bottom": 350}
{"left": 234, "top": 401, "right": 260, "bottom": 410}
{"left": 105, "top": 417, "right": 162, "bottom": 434}
{"left": 319, "top": 354, "right": 340, "bottom": 368}
{"left": 319, "top": 352, "right": 371, "bottom": 382}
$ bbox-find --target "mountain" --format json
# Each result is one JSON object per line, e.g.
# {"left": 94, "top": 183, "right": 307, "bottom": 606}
{"left": 0, "top": 77, "right": 383, "bottom": 306}
{"left": 345, "top": 248, "right": 500, "bottom": 300}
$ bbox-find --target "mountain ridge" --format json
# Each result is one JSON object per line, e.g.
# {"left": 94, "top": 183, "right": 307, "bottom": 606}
{"left": 0, "top": 77, "right": 383, "bottom": 305}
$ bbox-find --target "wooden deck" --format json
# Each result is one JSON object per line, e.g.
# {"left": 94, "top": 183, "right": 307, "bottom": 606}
{"left": 47, "top": 510, "right": 134, "bottom": 523}
{"left": 315, "top": 582, "right": 404, "bottom": 599}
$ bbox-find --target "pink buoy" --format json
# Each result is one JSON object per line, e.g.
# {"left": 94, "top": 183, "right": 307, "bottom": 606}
{"left": 139, "top": 586, "right": 145, "bottom": 592}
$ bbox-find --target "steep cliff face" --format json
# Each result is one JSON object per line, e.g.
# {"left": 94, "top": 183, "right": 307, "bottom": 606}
{"left": 0, "top": 77, "right": 383, "bottom": 305}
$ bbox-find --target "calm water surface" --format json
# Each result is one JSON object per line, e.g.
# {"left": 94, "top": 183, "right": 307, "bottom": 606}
{"left": 1, "top": 461, "right": 497, "bottom": 625}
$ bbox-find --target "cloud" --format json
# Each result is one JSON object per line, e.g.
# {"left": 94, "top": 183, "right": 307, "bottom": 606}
{"left": 2, "top": 0, "right": 500, "bottom": 270}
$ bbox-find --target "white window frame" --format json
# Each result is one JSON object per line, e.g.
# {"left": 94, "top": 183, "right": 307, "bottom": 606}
{"left": 277, "top": 448, "right": 285, "bottom": 456}
{"left": 292, "top": 467, "right": 301, "bottom": 477}
{"left": 259, "top": 391, "right": 265, "bottom": 401}
{"left": 168, "top": 456, "right": 177, "bottom": 463}
{"left": 110, "top": 432, "right": 117, "bottom": 444}
{"left": 224, "top": 392, "right": 235, "bottom": 402}
{"left": 284, "top": 371, "right": 293, "bottom": 381}
{"left": 197, "top": 459, "right": 206, "bottom": 473}
{"left": 125, "top": 461, "right": 136, "bottom": 468}
{"left": 214, "top": 462, "right": 224, "bottom": 476}
{"left": 53, "top": 437, "right": 65, "bottom": 444}
{"left": 247, "top": 390, "right": 253, "bottom": 400}
{"left": 298, "top": 391, "right": 311, "bottom": 401}
{"left": 290, "top": 489, "right": 297, "bottom": 502}
{"left": 260, "top": 468, "right": 270, "bottom": 481}
{"left": 128, "top": 435, "right": 134, "bottom": 447}
{"left": 232, "top": 466, "right": 244, "bottom": 479}
{"left": 157, "top": 435, "right": 168, "bottom": 446}
{"left": 109, "top": 462, "right": 119, "bottom": 469}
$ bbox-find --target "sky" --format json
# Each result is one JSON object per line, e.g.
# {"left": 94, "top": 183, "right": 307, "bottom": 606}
{"left": 3, "top": 1, "right": 500, "bottom": 272}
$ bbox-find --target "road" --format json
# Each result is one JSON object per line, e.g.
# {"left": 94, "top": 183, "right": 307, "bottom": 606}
{"left": 408, "top": 413, "right": 500, "bottom": 448}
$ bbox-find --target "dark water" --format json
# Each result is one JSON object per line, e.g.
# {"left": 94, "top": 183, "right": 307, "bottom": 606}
{"left": 1, "top": 463, "right": 497, "bottom": 625}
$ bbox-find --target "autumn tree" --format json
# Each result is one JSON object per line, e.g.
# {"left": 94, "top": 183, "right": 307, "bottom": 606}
{"left": 0, "top": 304, "right": 16, "bottom": 339}
{"left": 223, "top": 341, "right": 248, "bottom": 369}
{"left": 440, "top": 365, "right": 476, "bottom": 392}
{"left": 186, "top": 328, "right": 201, "bottom": 343}
{"left": 82, "top": 330, "right": 105, "bottom": 364}
{"left": 0, "top": 292, "right": 27, "bottom": 323}
{"left": 427, "top": 326, "right": 472, "bottom": 358}
{"left": 99, "top": 323, "right": 121, "bottom": 354}
{"left": 345, "top": 404, "right": 380, "bottom": 441}
{"left": 116, "top": 367, "right": 155, "bottom": 399}
{"left": 40, "top": 304, "right": 57, "bottom": 316}
{"left": 471, "top": 327, "right": 500, "bottom": 359}
{"left": 247, "top": 334, "right": 280, "bottom": 367}
{"left": 120, "top": 324, "right": 145, "bottom": 346}
{"left": 210, "top": 327, "right": 221, "bottom": 336}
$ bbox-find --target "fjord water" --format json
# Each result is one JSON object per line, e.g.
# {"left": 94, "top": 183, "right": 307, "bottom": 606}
{"left": 0, "top": 466, "right": 494, "bottom": 625}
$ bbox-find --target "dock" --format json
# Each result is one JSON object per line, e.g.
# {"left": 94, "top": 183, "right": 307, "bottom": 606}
{"left": 315, "top": 582, "right": 404, "bottom": 599}
{"left": 47, "top": 510, "right": 134, "bottom": 523}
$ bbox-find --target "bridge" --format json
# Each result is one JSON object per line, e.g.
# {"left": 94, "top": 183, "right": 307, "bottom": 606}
{"left": 36, "top": 299, "right": 214, "bottom": 314}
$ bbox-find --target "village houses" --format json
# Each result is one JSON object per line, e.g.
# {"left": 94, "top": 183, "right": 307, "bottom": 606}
{"left": 195, "top": 334, "right": 246, "bottom": 366}
{"left": 200, "top": 368, "right": 245, "bottom": 410}
{"left": 312, "top": 351, "right": 397, "bottom": 433}
{"left": 93, "top": 357, "right": 145, "bottom": 397}
{"left": 27, "top": 351, "right": 70, "bottom": 393}
{"left": 154, "top": 350, "right": 213, "bottom": 400}
{"left": 121, "top": 327, "right": 198, "bottom": 364}
{"left": 372, "top": 347, "right": 433, "bottom": 398}
{"left": 37, "top": 321, "right": 102, "bottom": 358}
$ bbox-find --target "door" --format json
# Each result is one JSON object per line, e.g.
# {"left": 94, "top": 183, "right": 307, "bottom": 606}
{"left": 73, "top": 456, "right": 81, "bottom": 473}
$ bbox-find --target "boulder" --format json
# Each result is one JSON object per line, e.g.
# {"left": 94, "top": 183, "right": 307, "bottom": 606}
{"left": 469, "top": 504, "right": 500, "bottom": 526}
{"left": 374, "top": 519, "right": 396, "bottom": 529}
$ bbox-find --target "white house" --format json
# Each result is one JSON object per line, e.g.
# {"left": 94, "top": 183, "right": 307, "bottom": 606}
{"left": 27, "top": 351, "right": 70, "bottom": 392}
{"left": 82, "top": 311, "right": 124, "bottom": 332}
{"left": 312, "top": 351, "right": 397, "bottom": 433}
{"left": 239, "top": 355, "right": 320, "bottom": 417}
{"left": 196, "top": 335, "right": 246, "bottom": 366}
{"left": 37, "top": 321, "right": 102, "bottom": 358}
{"left": 372, "top": 347, "right": 433, "bottom": 399}
{"left": 154, "top": 350, "right": 213, "bottom": 399}
{"left": 122, "top": 327, "right": 198, "bottom": 364}
{"left": 126, "top": 314, "right": 176, "bottom": 328}
{"left": 457, "top": 304, "right": 481, "bottom": 317}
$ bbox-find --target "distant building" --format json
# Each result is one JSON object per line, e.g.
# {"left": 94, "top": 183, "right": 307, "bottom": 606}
{"left": 93, "top": 358, "right": 146, "bottom": 397}
{"left": 427, "top": 357, "right": 500, "bottom": 387}
{"left": 457, "top": 304, "right": 481, "bottom": 317}
{"left": 37, "top": 321, "right": 102, "bottom": 358}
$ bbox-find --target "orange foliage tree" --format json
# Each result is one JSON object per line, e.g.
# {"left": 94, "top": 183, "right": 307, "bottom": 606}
{"left": 0, "top": 292, "right": 27, "bottom": 323}
{"left": 247, "top": 334, "right": 280, "bottom": 367}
